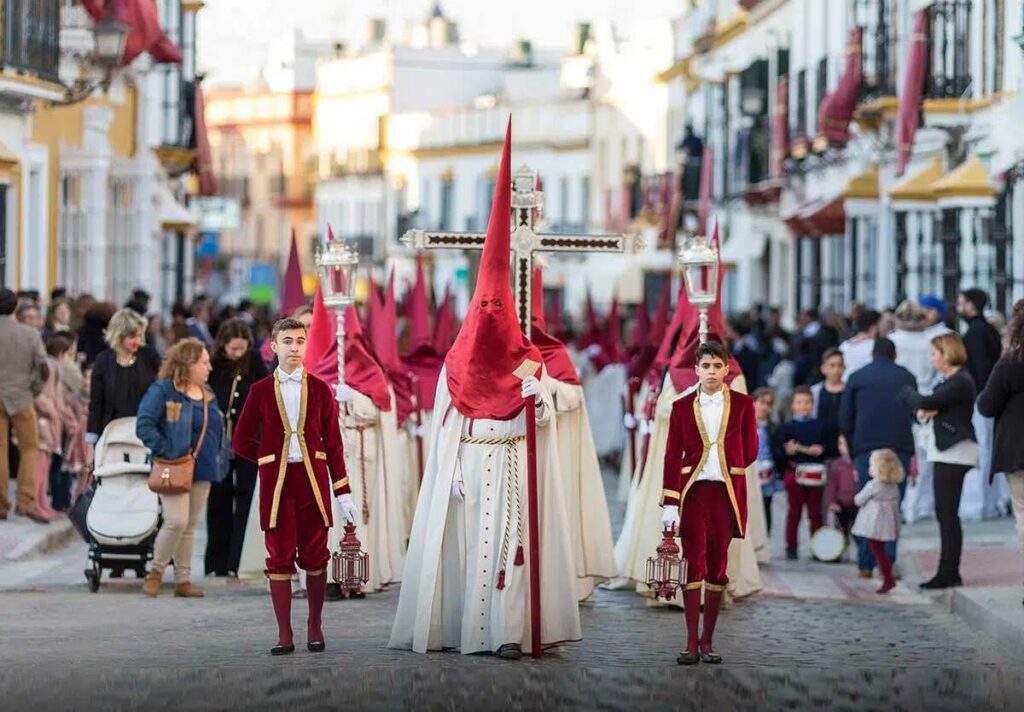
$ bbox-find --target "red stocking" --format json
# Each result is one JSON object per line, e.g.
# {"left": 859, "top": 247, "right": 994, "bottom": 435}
{"left": 700, "top": 588, "right": 723, "bottom": 653}
{"left": 269, "top": 579, "right": 294, "bottom": 647}
{"left": 868, "top": 539, "right": 895, "bottom": 592}
{"left": 306, "top": 571, "right": 326, "bottom": 646}
{"left": 683, "top": 588, "right": 702, "bottom": 655}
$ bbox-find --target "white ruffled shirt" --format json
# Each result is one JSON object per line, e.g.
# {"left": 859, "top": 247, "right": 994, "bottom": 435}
{"left": 695, "top": 389, "right": 725, "bottom": 483}
{"left": 277, "top": 366, "right": 304, "bottom": 463}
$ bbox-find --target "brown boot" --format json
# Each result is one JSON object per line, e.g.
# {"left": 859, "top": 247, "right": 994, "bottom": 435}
{"left": 142, "top": 571, "right": 162, "bottom": 597}
{"left": 173, "top": 582, "right": 205, "bottom": 598}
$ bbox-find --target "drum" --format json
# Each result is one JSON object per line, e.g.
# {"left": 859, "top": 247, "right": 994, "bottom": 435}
{"left": 756, "top": 460, "right": 774, "bottom": 485}
{"left": 810, "top": 526, "right": 846, "bottom": 563}
{"left": 794, "top": 463, "right": 827, "bottom": 487}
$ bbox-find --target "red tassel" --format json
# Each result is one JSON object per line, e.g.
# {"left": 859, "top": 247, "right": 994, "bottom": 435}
{"left": 496, "top": 569, "right": 506, "bottom": 590}
{"left": 514, "top": 545, "right": 524, "bottom": 566}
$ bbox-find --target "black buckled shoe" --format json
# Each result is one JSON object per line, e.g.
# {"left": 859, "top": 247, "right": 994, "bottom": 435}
{"left": 271, "top": 643, "right": 295, "bottom": 656}
{"left": 676, "top": 650, "right": 700, "bottom": 666}
{"left": 495, "top": 643, "right": 522, "bottom": 660}
{"left": 699, "top": 649, "right": 723, "bottom": 664}
{"left": 307, "top": 640, "right": 325, "bottom": 653}
{"left": 325, "top": 583, "right": 343, "bottom": 601}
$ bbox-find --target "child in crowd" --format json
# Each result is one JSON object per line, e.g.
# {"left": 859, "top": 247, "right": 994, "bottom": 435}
{"left": 825, "top": 435, "right": 859, "bottom": 550}
{"left": 852, "top": 449, "right": 905, "bottom": 594}
{"left": 778, "top": 386, "right": 827, "bottom": 560}
{"left": 811, "top": 348, "right": 845, "bottom": 459}
{"left": 752, "top": 387, "right": 782, "bottom": 535}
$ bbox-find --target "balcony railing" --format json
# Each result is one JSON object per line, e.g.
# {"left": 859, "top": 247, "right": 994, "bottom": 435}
{"left": 851, "top": 0, "right": 897, "bottom": 99}
{"left": 1, "top": 0, "right": 60, "bottom": 82}
{"left": 927, "top": 0, "right": 972, "bottom": 99}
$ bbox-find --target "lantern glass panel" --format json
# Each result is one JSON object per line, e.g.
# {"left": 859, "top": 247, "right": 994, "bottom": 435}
{"left": 94, "top": 19, "right": 129, "bottom": 66}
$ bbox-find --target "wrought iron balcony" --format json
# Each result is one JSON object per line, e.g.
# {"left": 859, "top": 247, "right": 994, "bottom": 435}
{"left": 926, "top": 0, "right": 972, "bottom": 99}
{"left": 1, "top": 0, "right": 60, "bottom": 83}
{"left": 851, "top": 0, "right": 897, "bottom": 99}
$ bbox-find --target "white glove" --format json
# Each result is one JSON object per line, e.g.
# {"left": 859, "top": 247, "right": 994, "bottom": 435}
{"left": 520, "top": 376, "right": 542, "bottom": 403}
{"left": 335, "top": 384, "right": 356, "bottom": 404}
{"left": 409, "top": 424, "right": 426, "bottom": 439}
{"left": 450, "top": 478, "right": 465, "bottom": 503}
{"left": 661, "top": 505, "right": 680, "bottom": 531}
{"left": 638, "top": 418, "right": 652, "bottom": 437}
{"left": 585, "top": 344, "right": 604, "bottom": 359}
{"left": 623, "top": 413, "right": 637, "bottom": 430}
{"left": 335, "top": 493, "right": 358, "bottom": 523}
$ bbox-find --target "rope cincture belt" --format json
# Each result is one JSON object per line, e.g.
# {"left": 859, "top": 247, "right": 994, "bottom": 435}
{"left": 346, "top": 424, "right": 371, "bottom": 524}
{"left": 459, "top": 434, "right": 526, "bottom": 591}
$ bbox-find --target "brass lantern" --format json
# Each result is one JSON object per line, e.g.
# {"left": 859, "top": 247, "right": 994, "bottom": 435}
{"left": 315, "top": 232, "right": 359, "bottom": 310}
{"left": 678, "top": 234, "right": 719, "bottom": 310}
{"left": 331, "top": 522, "right": 369, "bottom": 598}
{"left": 645, "top": 528, "right": 686, "bottom": 601}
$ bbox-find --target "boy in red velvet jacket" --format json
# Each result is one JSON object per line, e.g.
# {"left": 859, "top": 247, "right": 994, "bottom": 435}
{"left": 661, "top": 340, "right": 758, "bottom": 666}
{"left": 233, "top": 317, "right": 356, "bottom": 656}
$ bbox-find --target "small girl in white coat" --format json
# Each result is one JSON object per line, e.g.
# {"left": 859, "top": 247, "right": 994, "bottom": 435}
{"left": 852, "top": 449, "right": 905, "bottom": 594}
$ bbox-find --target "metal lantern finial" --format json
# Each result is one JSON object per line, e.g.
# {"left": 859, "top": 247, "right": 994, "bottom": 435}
{"left": 645, "top": 528, "right": 686, "bottom": 600}
{"left": 315, "top": 233, "right": 359, "bottom": 310}
{"left": 331, "top": 522, "right": 369, "bottom": 598}
{"left": 678, "top": 233, "right": 719, "bottom": 309}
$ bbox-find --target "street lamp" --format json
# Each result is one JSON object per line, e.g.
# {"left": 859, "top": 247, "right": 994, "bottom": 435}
{"left": 52, "top": 1, "right": 130, "bottom": 106}
{"left": 315, "top": 229, "right": 359, "bottom": 387}
{"left": 678, "top": 232, "right": 719, "bottom": 344}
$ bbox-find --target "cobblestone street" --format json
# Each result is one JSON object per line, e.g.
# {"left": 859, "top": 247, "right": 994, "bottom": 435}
{"left": 2, "top": 472, "right": 1023, "bottom": 711}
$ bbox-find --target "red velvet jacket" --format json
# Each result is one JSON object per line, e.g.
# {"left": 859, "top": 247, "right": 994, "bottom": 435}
{"left": 661, "top": 385, "right": 759, "bottom": 537}
{"left": 232, "top": 371, "right": 349, "bottom": 531}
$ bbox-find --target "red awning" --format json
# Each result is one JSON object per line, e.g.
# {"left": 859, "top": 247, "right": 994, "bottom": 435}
{"left": 783, "top": 195, "right": 846, "bottom": 237}
{"left": 82, "top": 0, "right": 181, "bottom": 66}
{"left": 896, "top": 11, "right": 928, "bottom": 176}
{"left": 194, "top": 81, "right": 218, "bottom": 196}
{"left": 816, "top": 28, "right": 863, "bottom": 145}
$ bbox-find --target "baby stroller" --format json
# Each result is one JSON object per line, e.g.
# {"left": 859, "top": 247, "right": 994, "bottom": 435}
{"left": 83, "top": 417, "right": 160, "bottom": 592}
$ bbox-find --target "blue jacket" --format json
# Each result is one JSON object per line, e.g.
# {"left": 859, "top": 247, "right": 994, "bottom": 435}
{"left": 839, "top": 358, "right": 917, "bottom": 457}
{"left": 136, "top": 379, "right": 226, "bottom": 483}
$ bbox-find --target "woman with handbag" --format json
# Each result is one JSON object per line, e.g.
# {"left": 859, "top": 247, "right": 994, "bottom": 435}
{"left": 900, "top": 332, "right": 977, "bottom": 590}
{"left": 204, "top": 318, "right": 268, "bottom": 577}
{"left": 136, "top": 338, "right": 224, "bottom": 598}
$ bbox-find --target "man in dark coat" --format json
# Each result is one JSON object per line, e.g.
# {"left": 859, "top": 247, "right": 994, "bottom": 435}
{"left": 957, "top": 289, "right": 1002, "bottom": 392}
{"left": 839, "top": 337, "right": 917, "bottom": 576}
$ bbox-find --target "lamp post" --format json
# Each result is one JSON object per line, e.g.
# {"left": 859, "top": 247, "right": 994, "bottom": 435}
{"left": 678, "top": 232, "right": 720, "bottom": 344}
{"left": 315, "top": 230, "right": 359, "bottom": 388}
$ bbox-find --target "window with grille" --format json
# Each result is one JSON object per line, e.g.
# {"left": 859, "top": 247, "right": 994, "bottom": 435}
{"left": 0, "top": 185, "right": 7, "bottom": 288}
{"left": 58, "top": 172, "right": 88, "bottom": 292}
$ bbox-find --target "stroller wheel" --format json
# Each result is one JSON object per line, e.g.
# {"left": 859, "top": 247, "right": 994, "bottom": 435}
{"left": 85, "top": 568, "right": 100, "bottom": 593}
{"left": 135, "top": 568, "right": 147, "bottom": 579}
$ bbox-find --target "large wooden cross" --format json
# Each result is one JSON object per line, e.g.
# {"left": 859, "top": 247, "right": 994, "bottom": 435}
{"left": 401, "top": 164, "right": 645, "bottom": 332}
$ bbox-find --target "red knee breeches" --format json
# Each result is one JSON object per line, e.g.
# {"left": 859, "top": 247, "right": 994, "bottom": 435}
{"left": 679, "top": 481, "right": 733, "bottom": 592}
{"left": 264, "top": 463, "right": 329, "bottom": 579}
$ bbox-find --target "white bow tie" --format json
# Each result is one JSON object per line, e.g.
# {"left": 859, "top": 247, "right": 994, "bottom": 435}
{"left": 278, "top": 371, "right": 302, "bottom": 384}
{"left": 699, "top": 392, "right": 724, "bottom": 406}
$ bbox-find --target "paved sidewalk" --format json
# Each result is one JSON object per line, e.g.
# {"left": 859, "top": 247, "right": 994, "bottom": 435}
{"left": 1, "top": 483, "right": 76, "bottom": 563}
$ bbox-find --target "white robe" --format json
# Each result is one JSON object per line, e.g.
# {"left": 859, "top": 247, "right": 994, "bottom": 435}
{"left": 388, "top": 366, "right": 581, "bottom": 654}
{"left": 617, "top": 379, "right": 653, "bottom": 503}
{"left": 613, "top": 375, "right": 766, "bottom": 606}
{"left": 327, "top": 387, "right": 408, "bottom": 592}
{"left": 583, "top": 363, "right": 627, "bottom": 458}
{"left": 403, "top": 408, "right": 434, "bottom": 537}
{"left": 544, "top": 374, "right": 618, "bottom": 600}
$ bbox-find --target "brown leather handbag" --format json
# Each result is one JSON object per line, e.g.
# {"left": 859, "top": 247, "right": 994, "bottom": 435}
{"left": 148, "top": 397, "right": 209, "bottom": 495}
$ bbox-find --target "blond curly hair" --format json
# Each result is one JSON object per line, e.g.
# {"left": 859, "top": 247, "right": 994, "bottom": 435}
{"left": 869, "top": 448, "right": 906, "bottom": 485}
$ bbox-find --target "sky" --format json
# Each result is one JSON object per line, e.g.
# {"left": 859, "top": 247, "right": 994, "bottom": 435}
{"left": 197, "top": 0, "right": 680, "bottom": 86}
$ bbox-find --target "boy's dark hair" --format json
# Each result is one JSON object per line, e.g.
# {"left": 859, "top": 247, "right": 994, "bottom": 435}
{"left": 695, "top": 340, "right": 729, "bottom": 365}
{"left": 752, "top": 387, "right": 774, "bottom": 402}
{"left": 45, "top": 332, "right": 75, "bottom": 358}
{"left": 872, "top": 337, "right": 897, "bottom": 361}
{"left": 792, "top": 385, "right": 813, "bottom": 399}
{"left": 272, "top": 317, "right": 307, "bottom": 341}
{"left": 821, "top": 347, "right": 843, "bottom": 364}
